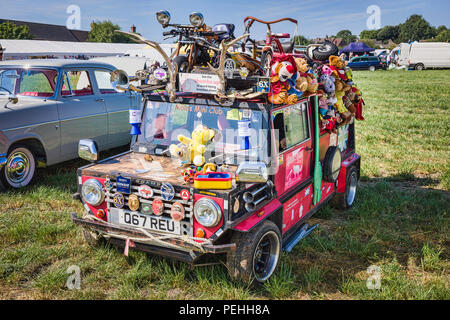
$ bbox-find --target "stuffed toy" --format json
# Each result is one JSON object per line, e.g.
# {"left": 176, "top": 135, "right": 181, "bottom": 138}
{"left": 334, "top": 90, "right": 352, "bottom": 124}
{"left": 328, "top": 55, "right": 347, "bottom": 81}
{"left": 294, "top": 58, "right": 319, "bottom": 94}
{"left": 169, "top": 124, "right": 215, "bottom": 166}
{"left": 268, "top": 55, "right": 298, "bottom": 104}
{"left": 319, "top": 73, "right": 335, "bottom": 94}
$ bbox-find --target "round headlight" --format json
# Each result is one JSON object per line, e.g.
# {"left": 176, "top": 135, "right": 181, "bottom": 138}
{"left": 156, "top": 10, "right": 171, "bottom": 26}
{"left": 194, "top": 198, "right": 221, "bottom": 227}
{"left": 81, "top": 179, "right": 104, "bottom": 206}
{"left": 189, "top": 12, "right": 204, "bottom": 27}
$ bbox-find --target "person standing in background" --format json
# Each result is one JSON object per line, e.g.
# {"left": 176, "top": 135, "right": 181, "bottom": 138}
{"left": 0, "top": 44, "right": 5, "bottom": 61}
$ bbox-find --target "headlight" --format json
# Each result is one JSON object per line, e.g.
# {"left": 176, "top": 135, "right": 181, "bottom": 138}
{"left": 156, "top": 10, "right": 171, "bottom": 26}
{"left": 189, "top": 12, "right": 204, "bottom": 27}
{"left": 81, "top": 179, "right": 104, "bottom": 206}
{"left": 194, "top": 198, "right": 221, "bottom": 227}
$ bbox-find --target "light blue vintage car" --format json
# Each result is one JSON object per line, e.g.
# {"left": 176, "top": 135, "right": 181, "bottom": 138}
{"left": 0, "top": 59, "right": 138, "bottom": 189}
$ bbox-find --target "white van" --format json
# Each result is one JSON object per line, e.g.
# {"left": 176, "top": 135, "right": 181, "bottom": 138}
{"left": 396, "top": 42, "right": 450, "bottom": 70}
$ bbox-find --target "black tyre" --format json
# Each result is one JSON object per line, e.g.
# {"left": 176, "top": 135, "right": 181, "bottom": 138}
{"left": 415, "top": 63, "right": 424, "bottom": 70}
{"left": 82, "top": 228, "right": 105, "bottom": 247}
{"left": 323, "top": 146, "right": 342, "bottom": 183}
{"left": 332, "top": 165, "right": 358, "bottom": 210}
{"left": 227, "top": 220, "right": 281, "bottom": 283}
{"left": 261, "top": 50, "right": 273, "bottom": 77}
{"left": 312, "top": 41, "right": 339, "bottom": 61}
{"left": 0, "top": 145, "right": 36, "bottom": 189}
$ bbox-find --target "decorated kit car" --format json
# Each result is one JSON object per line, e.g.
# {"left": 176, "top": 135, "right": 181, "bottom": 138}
{"left": 71, "top": 11, "right": 364, "bottom": 283}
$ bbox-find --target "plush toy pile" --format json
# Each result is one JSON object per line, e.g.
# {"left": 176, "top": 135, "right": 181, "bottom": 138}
{"left": 268, "top": 54, "right": 365, "bottom": 133}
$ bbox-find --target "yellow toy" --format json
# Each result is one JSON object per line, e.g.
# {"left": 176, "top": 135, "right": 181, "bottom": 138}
{"left": 169, "top": 124, "right": 215, "bottom": 167}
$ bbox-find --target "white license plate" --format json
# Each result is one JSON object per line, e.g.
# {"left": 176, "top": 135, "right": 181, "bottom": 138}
{"left": 117, "top": 210, "right": 181, "bottom": 235}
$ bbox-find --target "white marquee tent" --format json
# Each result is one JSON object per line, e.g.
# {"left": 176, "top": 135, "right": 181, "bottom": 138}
{"left": 0, "top": 39, "right": 174, "bottom": 61}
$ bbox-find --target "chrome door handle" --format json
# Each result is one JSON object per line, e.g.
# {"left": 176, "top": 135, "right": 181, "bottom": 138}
{"left": 95, "top": 98, "right": 104, "bottom": 102}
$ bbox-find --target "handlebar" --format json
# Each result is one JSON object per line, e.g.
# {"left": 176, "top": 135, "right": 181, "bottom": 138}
{"left": 243, "top": 16, "right": 298, "bottom": 25}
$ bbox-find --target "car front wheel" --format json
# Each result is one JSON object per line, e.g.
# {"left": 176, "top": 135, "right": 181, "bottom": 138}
{"left": 227, "top": 220, "right": 281, "bottom": 283}
{"left": 0, "top": 146, "right": 36, "bottom": 189}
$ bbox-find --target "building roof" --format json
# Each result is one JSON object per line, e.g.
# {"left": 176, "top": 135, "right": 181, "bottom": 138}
{"left": 0, "top": 19, "right": 89, "bottom": 42}
{"left": 312, "top": 37, "right": 345, "bottom": 47}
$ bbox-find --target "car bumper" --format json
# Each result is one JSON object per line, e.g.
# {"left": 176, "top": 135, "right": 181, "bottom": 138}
{"left": 0, "top": 153, "right": 7, "bottom": 169}
{"left": 71, "top": 212, "right": 236, "bottom": 262}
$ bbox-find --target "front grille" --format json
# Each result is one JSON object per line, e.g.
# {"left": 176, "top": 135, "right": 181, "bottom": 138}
{"left": 105, "top": 177, "right": 194, "bottom": 236}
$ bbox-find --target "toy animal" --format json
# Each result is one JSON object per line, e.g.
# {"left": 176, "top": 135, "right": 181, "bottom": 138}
{"left": 268, "top": 55, "right": 299, "bottom": 105}
{"left": 170, "top": 124, "right": 215, "bottom": 166}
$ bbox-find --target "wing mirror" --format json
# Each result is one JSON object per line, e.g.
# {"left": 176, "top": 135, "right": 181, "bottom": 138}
{"left": 235, "top": 161, "right": 268, "bottom": 183}
{"left": 8, "top": 94, "right": 18, "bottom": 104}
{"left": 78, "top": 139, "right": 99, "bottom": 162}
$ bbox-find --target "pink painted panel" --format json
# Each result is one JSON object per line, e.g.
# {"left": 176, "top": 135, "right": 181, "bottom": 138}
{"left": 234, "top": 199, "right": 282, "bottom": 231}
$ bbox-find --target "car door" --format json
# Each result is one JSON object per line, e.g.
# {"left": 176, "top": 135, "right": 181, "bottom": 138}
{"left": 57, "top": 68, "right": 108, "bottom": 161}
{"left": 92, "top": 69, "right": 133, "bottom": 148}
{"left": 272, "top": 101, "right": 313, "bottom": 196}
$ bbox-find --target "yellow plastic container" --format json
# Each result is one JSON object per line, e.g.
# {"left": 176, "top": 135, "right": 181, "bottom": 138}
{"left": 194, "top": 172, "right": 233, "bottom": 190}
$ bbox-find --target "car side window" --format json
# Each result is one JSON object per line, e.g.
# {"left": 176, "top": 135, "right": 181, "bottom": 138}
{"left": 272, "top": 102, "right": 309, "bottom": 153}
{"left": 284, "top": 102, "right": 309, "bottom": 148}
{"left": 94, "top": 70, "right": 117, "bottom": 94}
{"left": 61, "top": 70, "right": 93, "bottom": 96}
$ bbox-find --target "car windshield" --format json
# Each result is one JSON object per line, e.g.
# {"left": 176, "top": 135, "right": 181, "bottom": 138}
{"left": 138, "top": 100, "right": 269, "bottom": 165}
{"left": 0, "top": 68, "right": 58, "bottom": 98}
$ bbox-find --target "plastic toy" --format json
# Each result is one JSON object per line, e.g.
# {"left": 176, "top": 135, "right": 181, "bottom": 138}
{"left": 194, "top": 172, "right": 233, "bottom": 190}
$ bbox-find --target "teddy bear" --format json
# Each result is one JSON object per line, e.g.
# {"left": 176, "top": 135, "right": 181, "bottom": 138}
{"left": 268, "top": 55, "right": 298, "bottom": 105}
{"left": 319, "top": 73, "right": 335, "bottom": 94}
{"left": 328, "top": 55, "right": 348, "bottom": 81}
{"left": 294, "top": 58, "right": 319, "bottom": 94}
{"left": 169, "top": 124, "right": 215, "bottom": 167}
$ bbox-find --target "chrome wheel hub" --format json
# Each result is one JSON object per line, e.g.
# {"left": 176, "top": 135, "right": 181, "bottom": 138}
{"left": 347, "top": 171, "right": 358, "bottom": 206}
{"left": 253, "top": 231, "right": 280, "bottom": 282}
{"left": 6, "top": 152, "right": 30, "bottom": 184}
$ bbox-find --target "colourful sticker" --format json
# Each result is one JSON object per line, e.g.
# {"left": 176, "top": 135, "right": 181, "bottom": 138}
{"left": 161, "top": 183, "right": 175, "bottom": 201}
{"left": 152, "top": 198, "right": 164, "bottom": 215}
{"left": 170, "top": 202, "right": 185, "bottom": 222}
{"left": 116, "top": 176, "right": 131, "bottom": 194}
{"left": 138, "top": 185, "right": 154, "bottom": 199}
{"left": 180, "top": 189, "right": 191, "bottom": 201}
{"left": 113, "top": 193, "right": 125, "bottom": 209}
{"left": 128, "top": 194, "right": 140, "bottom": 211}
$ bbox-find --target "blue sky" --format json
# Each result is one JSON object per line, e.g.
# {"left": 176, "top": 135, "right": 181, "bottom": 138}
{"left": 1, "top": 0, "right": 449, "bottom": 42}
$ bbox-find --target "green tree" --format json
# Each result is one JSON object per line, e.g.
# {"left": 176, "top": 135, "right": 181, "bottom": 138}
{"left": 377, "top": 25, "right": 400, "bottom": 42}
{"left": 0, "top": 21, "right": 33, "bottom": 39}
{"left": 335, "top": 29, "right": 357, "bottom": 44}
{"left": 88, "top": 20, "right": 136, "bottom": 43}
{"left": 436, "top": 25, "right": 447, "bottom": 34}
{"left": 359, "top": 29, "right": 379, "bottom": 39}
{"left": 434, "top": 29, "right": 450, "bottom": 42}
{"left": 293, "top": 35, "right": 311, "bottom": 45}
{"left": 398, "top": 15, "right": 436, "bottom": 42}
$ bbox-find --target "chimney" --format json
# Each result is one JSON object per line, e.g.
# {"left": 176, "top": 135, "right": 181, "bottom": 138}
{"left": 131, "top": 25, "right": 136, "bottom": 33}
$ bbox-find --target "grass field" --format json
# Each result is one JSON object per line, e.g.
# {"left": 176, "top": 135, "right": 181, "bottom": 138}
{"left": 0, "top": 70, "right": 449, "bottom": 300}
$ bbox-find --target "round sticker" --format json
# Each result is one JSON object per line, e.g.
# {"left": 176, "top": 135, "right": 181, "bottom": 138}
{"left": 141, "top": 203, "right": 152, "bottom": 215}
{"left": 161, "top": 183, "right": 175, "bottom": 201}
{"left": 170, "top": 202, "right": 185, "bottom": 222}
{"left": 233, "top": 197, "right": 240, "bottom": 213}
{"left": 152, "top": 198, "right": 164, "bottom": 216}
{"left": 180, "top": 189, "right": 191, "bottom": 201}
{"left": 153, "top": 68, "right": 167, "bottom": 80}
{"left": 113, "top": 193, "right": 124, "bottom": 209}
{"left": 128, "top": 194, "right": 140, "bottom": 211}
{"left": 138, "top": 185, "right": 154, "bottom": 199}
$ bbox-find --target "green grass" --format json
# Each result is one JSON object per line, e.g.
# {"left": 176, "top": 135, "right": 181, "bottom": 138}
{"left": 0, "top": 70, "right": 449, "bottom": 300}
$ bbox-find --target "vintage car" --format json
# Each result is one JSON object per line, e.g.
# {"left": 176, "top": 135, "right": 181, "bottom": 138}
{"left": 0, "top": 59, "right": 138, "bottom": 190}
{"left": 72, "top": 93, "right": 360, "bottom": 283}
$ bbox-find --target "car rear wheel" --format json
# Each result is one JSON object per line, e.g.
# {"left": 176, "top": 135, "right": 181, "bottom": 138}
{"left": 415, "top": 63, "right": 424, "bottom": 70}
{"left": 332, "top": 166, "right": 358, "bottom": 210}
{"left": 0, "top": 146, "right": 36, "bottom": 189}
{"left": 227, "top": 220, "right": 281, "bottom": 283}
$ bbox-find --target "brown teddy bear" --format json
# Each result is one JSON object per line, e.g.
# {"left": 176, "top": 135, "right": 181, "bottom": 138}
{"left": 294, "top": 58, "right": 319, "bottom": 94}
